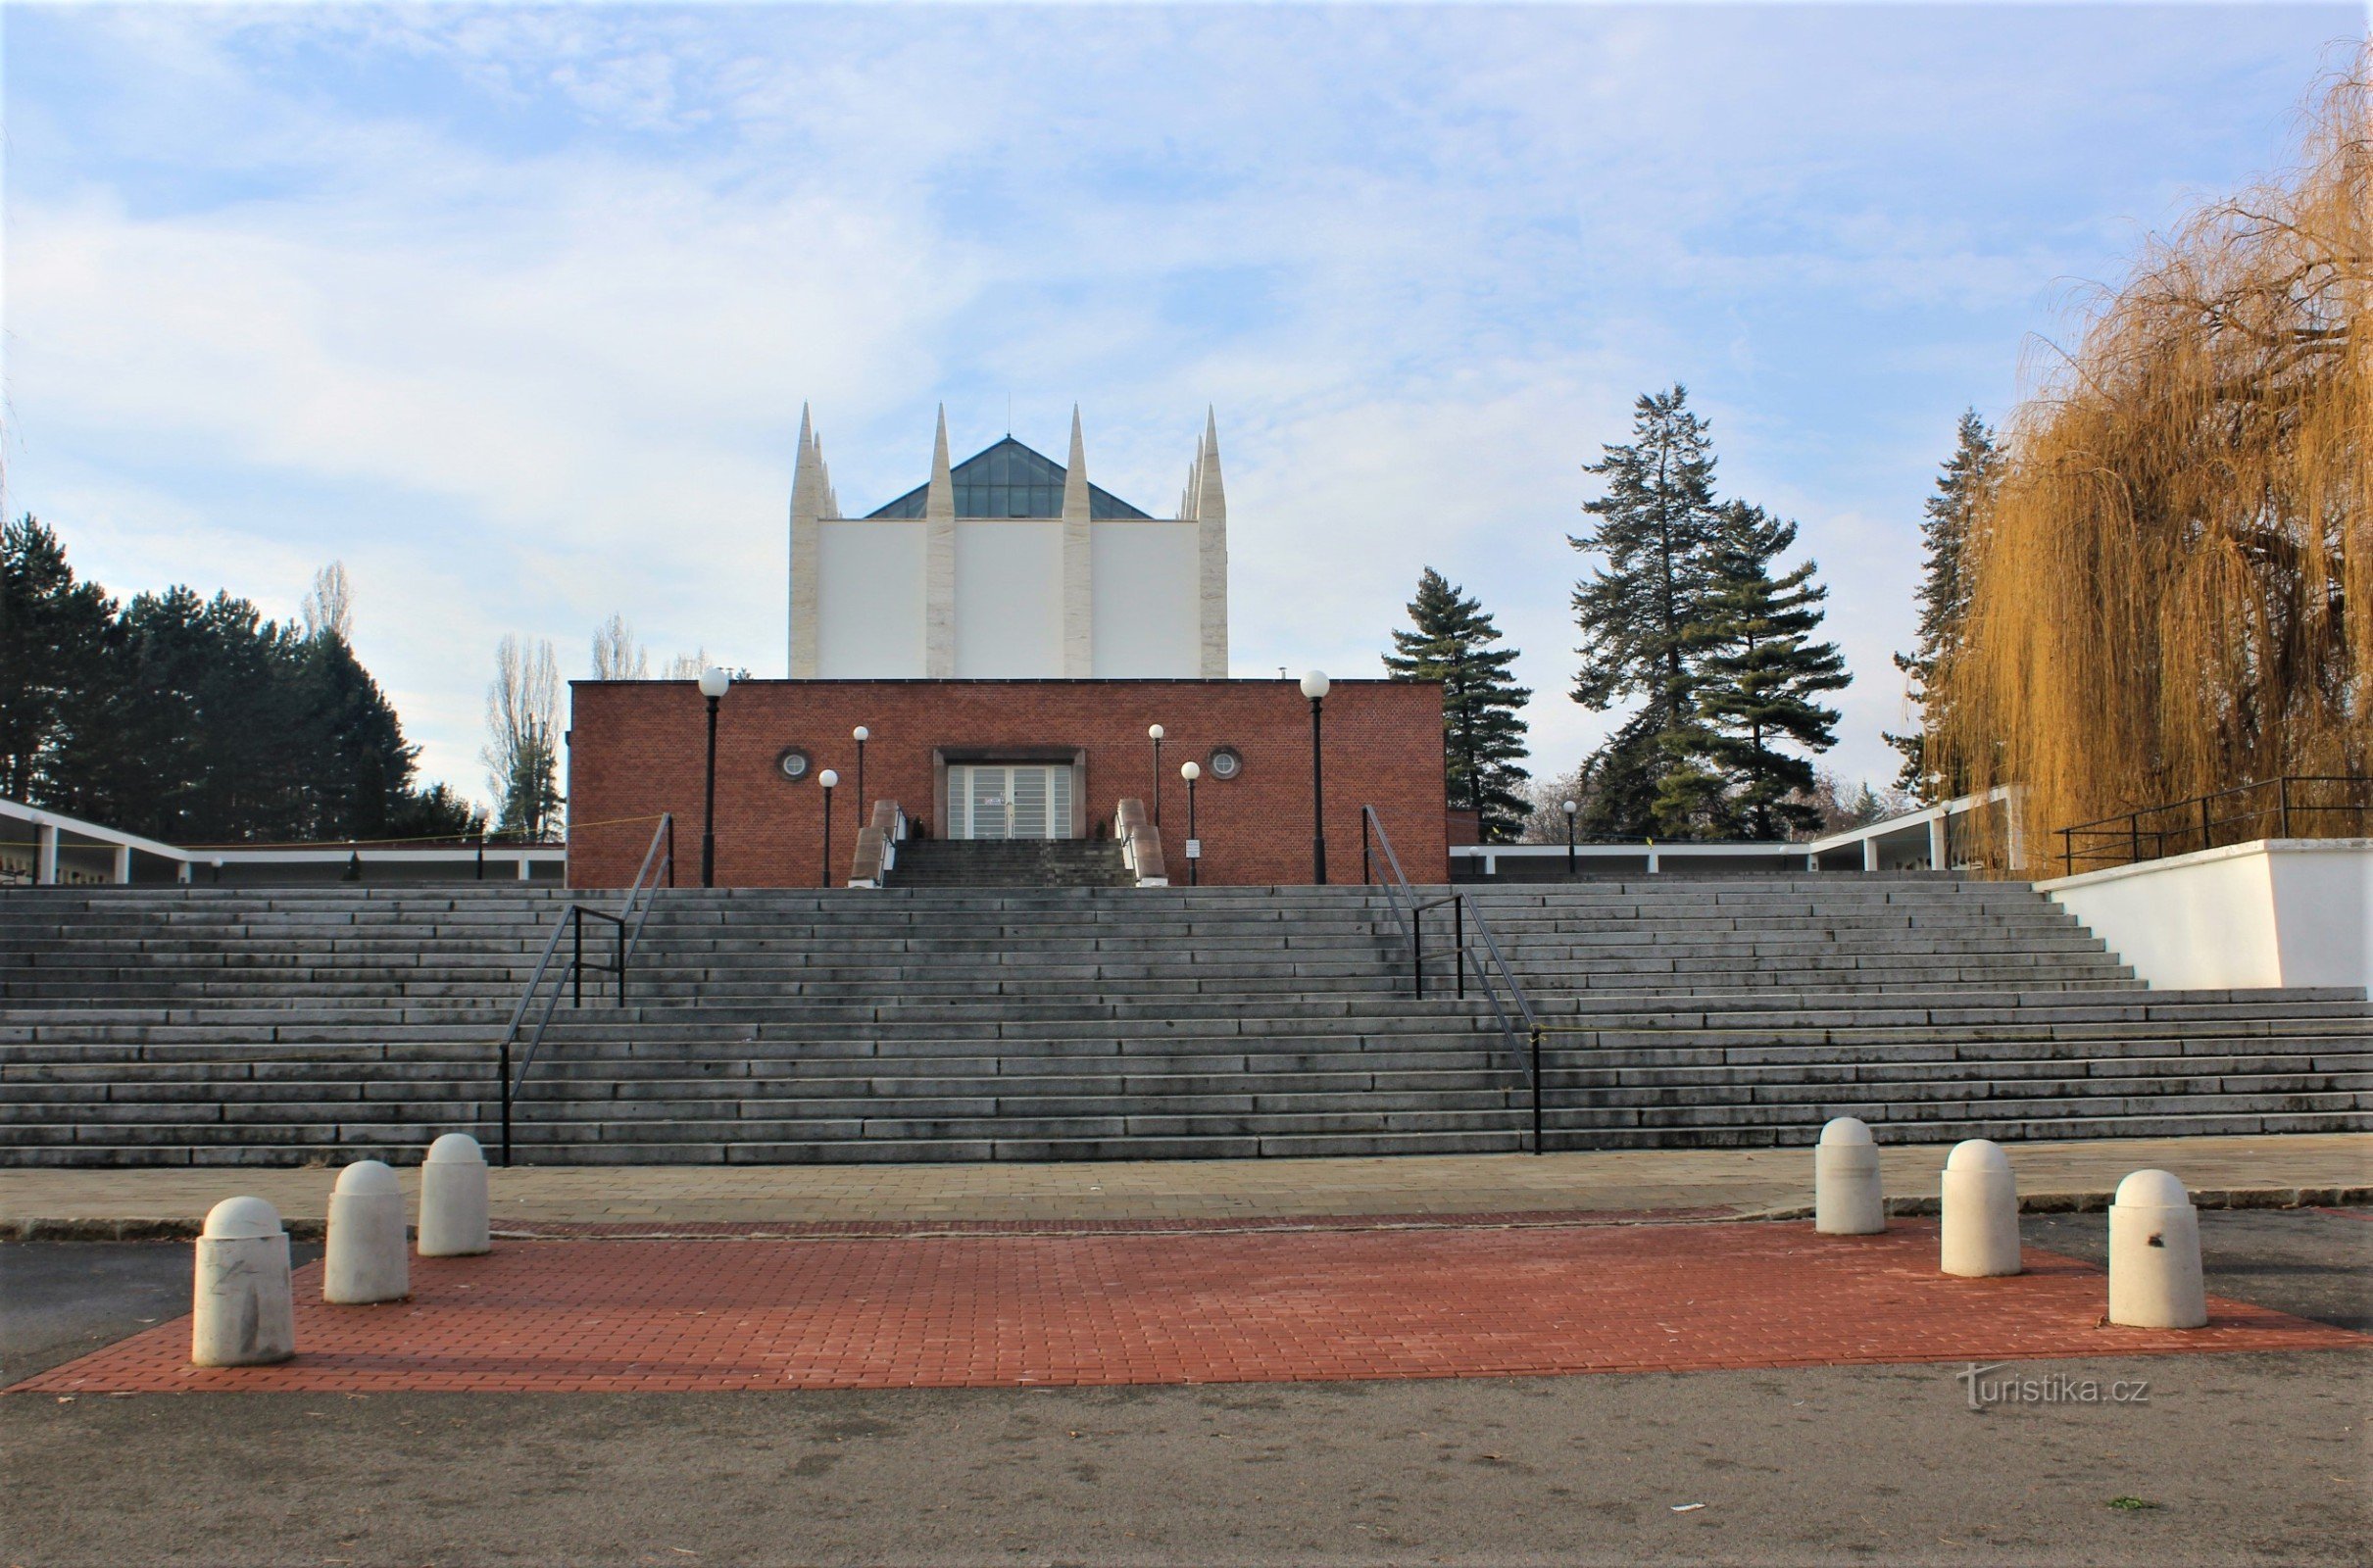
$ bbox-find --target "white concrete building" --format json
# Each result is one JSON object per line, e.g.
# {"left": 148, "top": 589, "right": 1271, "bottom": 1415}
{"left": 787, "top": 407, "right": 1230, "bottom": 680}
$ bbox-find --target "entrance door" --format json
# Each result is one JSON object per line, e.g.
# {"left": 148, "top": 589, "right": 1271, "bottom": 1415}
{"left": 952, "top": 764, "right": 1073, "bottom": 840}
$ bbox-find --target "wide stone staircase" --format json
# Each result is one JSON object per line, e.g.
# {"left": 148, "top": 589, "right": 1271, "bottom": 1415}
{"left": 0, "top": 878, "right": 2365, "bottom": 1165}
{"left": 1460, "top": 885, "right": 2370, "bottom": 1149}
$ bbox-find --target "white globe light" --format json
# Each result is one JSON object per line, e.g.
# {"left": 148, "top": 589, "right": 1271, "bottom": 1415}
{"left": 1561, "top": 800, "right": 1579, "bottom": 814}
{"left": 697, "top": 666, "right": 731, "bottom": 699}
{"left": 817, "top": 769, "right": 839, "bottom": 788}
{"left": 853, "top": 725, "right": 869, "bottom": 742}
{"left": 1181, "top": 760, "right": 1201, "bottom": 780}
{"left": 1300, "top": 670, "right": 1330, "bottom": 701}
{"left": 1148, "top": 723, "right": 1164, "bottom": 740}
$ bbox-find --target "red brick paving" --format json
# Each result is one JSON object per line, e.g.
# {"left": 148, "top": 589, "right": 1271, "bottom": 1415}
{"left": 13, "top": 1220, "right": 2363, "bottom": 1396}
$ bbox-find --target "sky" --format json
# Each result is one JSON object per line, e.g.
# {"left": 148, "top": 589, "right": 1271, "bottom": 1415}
{"left": 4, "top": 2, "right": 2362, "bottom": 813}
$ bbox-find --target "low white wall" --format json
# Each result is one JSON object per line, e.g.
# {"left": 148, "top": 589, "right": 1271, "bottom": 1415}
{"left": 2039, "top": 839, "right": 2373, "bottom": 991}
{"left": 2265, "top": 841, "right": 2373, "bottom": 987}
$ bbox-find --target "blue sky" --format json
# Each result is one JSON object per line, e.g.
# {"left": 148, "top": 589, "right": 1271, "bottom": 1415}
{"left": 5, "top": 3, "right": 2360, "bottom": 810}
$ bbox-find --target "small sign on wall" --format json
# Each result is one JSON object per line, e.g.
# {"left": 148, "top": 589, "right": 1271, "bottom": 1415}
{"left": 1185, "top": 839, "right": 1202, "bottom": 858}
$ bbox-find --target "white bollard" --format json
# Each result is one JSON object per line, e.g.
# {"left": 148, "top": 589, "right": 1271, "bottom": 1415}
{"left": 1940, "top": 1139, "right": 2022, "bottom": 1277}
{"left": 1813, "top": 1116, "right": 1886, "bottom": 1234}
{"left": 323, "top": 1159, "right": 411, "bottom": 1304}
{"left": 418, "top": 1133, "right": 491, "bottom": 1257}
{"left": 2107, "top": 1169, "right": 2207, "bottom": 1329}
{"left": 191, "top": 1197, "right": 296, "bottom": 1367}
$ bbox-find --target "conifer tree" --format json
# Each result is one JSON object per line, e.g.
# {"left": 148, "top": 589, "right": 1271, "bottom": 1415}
{"left": 1383, "top": 568, "right": 1533, "bottom": 841}
{"left": 1694, "top": 503, "right": 1851, "bottom": 839}
{"left": 1645, "top": 714, "right": 1736, "bottom": 838}
{"left": 1578, "top": 709, "right": 1673, "bottom": 840}
{"left": 1570, "top": 386, "right": 1726, "bottom": 835}
{"left": 0, "top": 516, "right": 118, "bottom": 803}
{"left": 1886, "top": 411, "right": 1999, "bottom": 799}
{"left": 1, "top": 517, "right": 476, "bottom": 841}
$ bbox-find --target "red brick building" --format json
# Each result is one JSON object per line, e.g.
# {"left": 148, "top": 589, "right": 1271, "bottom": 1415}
{"left": 567, "top": 411, "right": 1451, "bottom": 889}
{"left": 566, "top": 677, "right": 1447, "bottom": 889}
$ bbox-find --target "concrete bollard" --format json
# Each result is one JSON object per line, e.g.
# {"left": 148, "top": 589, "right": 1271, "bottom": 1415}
{"left": 418, "top": 1133, "right": 491, "bottom": 1257}
{"left": 323, "top": 1159, "right": 411, "bottom": 1304}
{"left": 192, "top": 1197, "right": 296, "bottom": 1367}
{"left": 2107, "top": 1169, "right": 2207, "bottom": 1329}
{"left": 1813, "top": 1116, "right": 1886, "bottom": 1234}
{"left": 1940, "top": 1139, "right": 2022, "bottom": 1277}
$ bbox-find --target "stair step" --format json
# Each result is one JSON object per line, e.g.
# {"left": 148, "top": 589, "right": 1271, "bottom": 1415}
{"left": 3, "top": 880, "right": 2365, "bottom": 1164}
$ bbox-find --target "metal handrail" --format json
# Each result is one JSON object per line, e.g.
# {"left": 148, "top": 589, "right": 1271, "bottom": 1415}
{"left": 1360, "top": 806, "right": 1546, "bottom": 1152}
{"left": 2055, "top": 775, "right": 2369, "bottom": 875}
{"left": 1360, "top": 806, "right": 1419, "bottom": 982}
{"left": 496, "top": 813, "right": 673, "bottom": 1165}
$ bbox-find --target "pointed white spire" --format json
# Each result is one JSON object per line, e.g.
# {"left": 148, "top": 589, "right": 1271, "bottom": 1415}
{"left": 816, "top": 418, "right": 837, "bottom": 517}
{"left": 1191, "top": 407, "right": 1228, "bottom": 677}
{"left": 791, "top": 402, "right": 823, "bottom": 522}
{"left": 1061, "top": 405, "right": 1093, "bottom": 676}
{"left": 789, "top": 402, "right": 824, "bottom": 677}
{"left": 1192, "top": 406, "right": 1226, "bottom": 524}
{"left": 1061, "top": 404, "right": 1090, "bottom": 521}
{"left": 923, "top": 405, "right": 957, "bottom": 675}
{"left": 925, "top": 404, "right": 954, "bottom": 522}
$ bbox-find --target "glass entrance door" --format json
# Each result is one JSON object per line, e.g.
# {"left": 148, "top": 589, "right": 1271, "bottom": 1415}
{"left": 952, "top": 764, "right": 1073, "bottom": 840}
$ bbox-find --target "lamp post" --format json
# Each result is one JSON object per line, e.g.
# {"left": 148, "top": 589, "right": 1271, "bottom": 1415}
{"left": 1180, "top": 760, "right": 1202, "bottom": 886}
{"left": 1148, "top": 724, "right": 1164, "bottom": 829}
{"left": 1562, "top": 799, "right": 1579, "bottom": 877}
{"left": 817, "top": 769, "right": 839, "bottom": 889}
{"left": 697, "top": 667, "right": 732, "bottom": 888}
{"left": 852, "top": 725, "right": 869, "bottom": 833}
{"left": 1300, "top": 670, "right": 1330, "bottom": 885}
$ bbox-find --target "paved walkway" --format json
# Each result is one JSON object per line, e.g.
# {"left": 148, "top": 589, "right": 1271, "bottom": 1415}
{"left": 18, "top": 1219, "right": 2363, "bottom": 1395}
{"left": 5, "top": 1133, "right": 2365, "bottom": 1239}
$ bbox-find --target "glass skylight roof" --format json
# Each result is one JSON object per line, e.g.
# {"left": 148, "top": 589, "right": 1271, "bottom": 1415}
{"left": 865, "top": 436, "right": 1152, "bottom": 519}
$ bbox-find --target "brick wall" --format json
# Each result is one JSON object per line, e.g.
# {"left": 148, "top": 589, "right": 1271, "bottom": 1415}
{"left": 566, "top": 679, "right": 1448, "bottom": 889}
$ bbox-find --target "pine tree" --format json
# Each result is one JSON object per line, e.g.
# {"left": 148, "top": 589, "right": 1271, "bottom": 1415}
{"left": 1695, "top": 503, "right": 1852, "bottom": 839}
{"left": 384, "top": 782, "right": 486, "bottom": 840}
{"left": 1646, "top": 712, "right": 1737, "bottom": 838}
{"left": 1886, "top": 411, "right": 1999, "bottom": 799}
{"left": 0, "top": 516, "right": 120, "bottom": 803}
{"left": 1579, "top": 707, "right": 1677, "bottom": 840}
{"left": 299, "top": 632, "right": 423, "bottom": 840}
{"left": 1383, "top": 568, "right": 1533, "bottom": 841}
{"left": 1570, "top": 386, "right": 1727, "bottom": 836}
{"left": 4, "top": 519, "right": 470, "bottom": 841}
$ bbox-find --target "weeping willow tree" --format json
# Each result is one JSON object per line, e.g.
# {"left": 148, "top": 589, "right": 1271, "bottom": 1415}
{"left": 1937, "top": 64, "right": 2371, "bottom": 864}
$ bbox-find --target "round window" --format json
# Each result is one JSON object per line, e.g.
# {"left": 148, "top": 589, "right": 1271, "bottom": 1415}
{"left": 776, "top": 747, "right": 814, "bottom": 783}
{"left": 1207, "top": 746, "right": 1244, "bottom": 781}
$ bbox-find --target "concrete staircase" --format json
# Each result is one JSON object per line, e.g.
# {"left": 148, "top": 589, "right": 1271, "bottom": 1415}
{"left": 0, "top": 879, "right": 2365, "bottom": 1166}
{"left": 885, "top": 838, "right": 1135, "bottom": 889}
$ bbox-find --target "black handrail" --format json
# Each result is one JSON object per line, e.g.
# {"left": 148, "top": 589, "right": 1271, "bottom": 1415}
{"left": 496, "top": 813, "right": 673, "bottom": 1166}
{"left": 2054, "top": 775, "right": 2369, "bottom": 876}
{"left": 1360, "top": 806, "right": 1545, "bottom": 1152}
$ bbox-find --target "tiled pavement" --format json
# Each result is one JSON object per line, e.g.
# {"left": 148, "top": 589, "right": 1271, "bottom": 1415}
{"left": 6, "top": 1133, "right": 2367, "bottom": 1238}
{"left": 15, "top": 1219, "right": 2364, "bottom": 1395}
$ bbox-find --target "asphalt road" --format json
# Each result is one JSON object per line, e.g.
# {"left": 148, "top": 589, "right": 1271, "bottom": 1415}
{"left": 2, "top": 1211, "right": 2365, "bottom": 1568}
